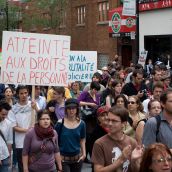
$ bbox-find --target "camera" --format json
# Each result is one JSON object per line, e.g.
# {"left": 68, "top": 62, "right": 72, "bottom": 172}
{"left": 140, "top": 89, "right": 147, "bottom": 94}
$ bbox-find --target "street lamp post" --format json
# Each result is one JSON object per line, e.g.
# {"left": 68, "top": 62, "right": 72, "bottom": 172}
{"left": 136, "top": 0, "right": 140, "bottom": 62}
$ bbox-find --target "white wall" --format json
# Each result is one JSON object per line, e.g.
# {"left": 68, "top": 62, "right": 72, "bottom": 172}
{"left": 139, "top": 9, "right": 172, "bottom": 51}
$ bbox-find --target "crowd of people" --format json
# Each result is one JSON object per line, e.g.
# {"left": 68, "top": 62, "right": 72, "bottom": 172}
{"left": 0, "top": 57, "right": 172, "bottom": 172}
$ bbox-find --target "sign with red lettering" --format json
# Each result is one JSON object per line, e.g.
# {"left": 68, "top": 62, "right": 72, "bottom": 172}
{"left": 139, "top": 0, "right": 172, "bottom": 11}
{"left": 1, "top": 31, "right": 71, "bottom": 86}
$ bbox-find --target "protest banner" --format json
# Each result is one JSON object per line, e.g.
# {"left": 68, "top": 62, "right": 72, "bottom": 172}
{"left": 138, "top": 50, "right": 148, "bottom": 67}
{"left": 68, "top": 51, "right": 97, "bottom": 82}
{"left": 1, "top": 31, "right": 71, "bottom": 86}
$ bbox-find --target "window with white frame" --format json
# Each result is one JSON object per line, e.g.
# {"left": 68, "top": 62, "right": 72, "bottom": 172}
{"left": 60, "top": 9, "right": 66, "bottom": 27}
{"left": 77, "top": 5, "right": 86, "bottom": 24}
{"left": 98, "top": 1, "right": 109, "bottom": 22}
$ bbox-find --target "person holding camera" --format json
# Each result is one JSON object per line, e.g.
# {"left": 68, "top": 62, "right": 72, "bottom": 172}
{"left": 121, "top": 69, "right": 148, "bottom": 102}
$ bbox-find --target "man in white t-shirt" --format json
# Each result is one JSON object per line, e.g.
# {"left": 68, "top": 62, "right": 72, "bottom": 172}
{"left": 0, "top": 100, "right": 12, "bottom": 172}
{"left": 143, "top": 82, "right": 164, "bottom": 113}
{"left": 8, "top": 85, "right": 38, "bottom": 172}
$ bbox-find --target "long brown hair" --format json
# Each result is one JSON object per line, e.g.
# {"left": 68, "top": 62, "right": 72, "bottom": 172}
{"left": 128, "top": 95, "right": 144, "bottom": 112}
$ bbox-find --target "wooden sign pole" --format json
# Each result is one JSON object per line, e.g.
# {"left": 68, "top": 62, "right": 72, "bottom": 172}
{"left": 30, "top": 85, "right": 36, "bottom": 127}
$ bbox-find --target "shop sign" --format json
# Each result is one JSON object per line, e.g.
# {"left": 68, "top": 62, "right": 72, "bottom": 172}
{"left": 111, "top": 12, "right": 121, "bottom": 33}
{"left": 139, "top": 0, "right": 172, "bottom": 11}
{"left": 109, "top": 6, "right": 136, "bottom": 37}
{"left": 122, "top": 0, "right": 136, "bottom": 16}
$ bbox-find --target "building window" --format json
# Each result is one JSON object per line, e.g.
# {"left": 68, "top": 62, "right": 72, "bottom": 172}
{"left": 98, "top": 1, "right": 109, "bottom": 22}
{"left": 60, "top": 9, "right": 66, "bottom": 27}
{"left": 77, "top": 6, "right": 86, "bottom": 24}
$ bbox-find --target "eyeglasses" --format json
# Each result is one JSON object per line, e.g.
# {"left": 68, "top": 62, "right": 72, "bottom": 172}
{"left": 106, "top": 119, "right": 121, "bottom": 124}
{"left": 128, "top": 101, "right": 136, "bottom": 105}
{"left": 152, "top": 157, "right": 172, "bottom": 164}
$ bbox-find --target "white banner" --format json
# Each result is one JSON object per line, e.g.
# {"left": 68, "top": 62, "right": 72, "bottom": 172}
{"left": 122, "top": 0, "right": 136, "bottom": 16}
{"left": 138, "top": 50, "right": 148, "bottom": 67}
{"left": 1, "top": 31, "right": 71, "bottom": 86}
{"left": 68, "top": 51, "right": 97, "bottom": 82}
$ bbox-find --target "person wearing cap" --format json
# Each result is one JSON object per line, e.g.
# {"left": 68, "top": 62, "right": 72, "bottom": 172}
{"left": 89, "top": 106, "right": 109, "bottom": 159}
{"left": 101, "top": 67, "right": 110, "bottom": 87}
{"left": 55, "top": 98, "right": 86, "bottom": 172}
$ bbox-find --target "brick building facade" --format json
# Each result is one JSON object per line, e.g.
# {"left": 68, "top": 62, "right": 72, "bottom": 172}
{"left": 22, "top": 0, "right": 136, "bottom": 68}
{"left": 55, "top": 0, "right": 119, "bottom": 68}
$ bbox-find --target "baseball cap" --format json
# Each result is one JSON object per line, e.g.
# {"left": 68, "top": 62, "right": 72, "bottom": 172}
{"left": 97, "top": 106, "right": 109, "bottom": 116}
{"left": 65, "top": 98, "right": 79, "bottom": 108}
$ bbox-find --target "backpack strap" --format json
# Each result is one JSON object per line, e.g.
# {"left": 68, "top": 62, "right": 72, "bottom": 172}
{"left": 136, "top": 118, "right": 147, "bottom": 128}
{"left": 58, "top": 118, "right": 64, "bottom": 145}
{"left": 0, "top": 129, "right": 7, "bottom": 145}
{"left": 155, "top": 115, "right": 161, "bottom": 142}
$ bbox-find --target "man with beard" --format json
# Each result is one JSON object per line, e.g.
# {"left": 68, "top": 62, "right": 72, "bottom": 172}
{"left": 121, "top": 69, "right": 148, "bottom": 102}
{"left": 142, "top": 88, "right": 172, "bottom": 150}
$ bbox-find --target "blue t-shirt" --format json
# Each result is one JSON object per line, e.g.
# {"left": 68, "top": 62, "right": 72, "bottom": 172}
{"left": 55, "top": 120, "right": 86, "bottom": 156}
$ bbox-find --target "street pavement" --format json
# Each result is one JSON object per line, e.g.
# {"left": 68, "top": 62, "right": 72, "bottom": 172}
{"left": 82, "top": 162, "right": 92, "bottom": 172}
{"left": 12, "top": 163, "right": 92, "bottom": 172}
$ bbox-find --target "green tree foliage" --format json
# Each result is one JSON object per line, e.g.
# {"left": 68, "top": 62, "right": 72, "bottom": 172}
{"left": 0, "top": 0, "right": 21, "bottom": 46}
{"left": 22, "top": 0, "right": 67, "bottom": 33}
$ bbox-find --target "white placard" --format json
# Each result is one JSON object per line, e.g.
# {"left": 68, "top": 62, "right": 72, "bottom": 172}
{"left": 122, "top": 0, "right": 136, "bottom": 16}
{"left": 1, "top": 31, "right": 71, "bottom": 86}
{"left": 68, "top": 51, "right": 97, "bottom": 82}
{"left": 138, "top": 50, "right": 148, "bottom": 67}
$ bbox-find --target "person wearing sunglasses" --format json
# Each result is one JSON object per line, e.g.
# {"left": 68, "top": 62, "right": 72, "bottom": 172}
{"left": 124, "top": 95, "right": 145, "bottom": 138}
